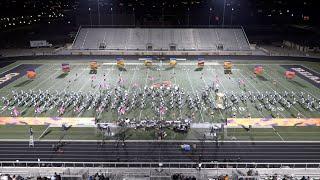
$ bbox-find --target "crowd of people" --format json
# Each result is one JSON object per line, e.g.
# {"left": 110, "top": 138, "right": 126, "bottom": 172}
{"left": 88, "top": 172, "right": 110, "bottom": 180}
{"left": 171, "top": 173, "right": 197, "bottom": 180}
{"left": 3, "top": 80, "right": 319, "bottom": 120}
{"left": 0, "top": 172, "right": 61, "bottom": 180}
{"left": 263, "top": 175, "right": 317, "bottom": 180}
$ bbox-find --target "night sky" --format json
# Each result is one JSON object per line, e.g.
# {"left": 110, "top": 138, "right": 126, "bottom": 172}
{"left": 0, "top": 0, "right": 317, "bottom": 28}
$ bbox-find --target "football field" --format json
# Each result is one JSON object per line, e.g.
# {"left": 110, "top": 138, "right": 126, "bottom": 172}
{"left": 0, "top": 59, "right": 319, "bottom": 141}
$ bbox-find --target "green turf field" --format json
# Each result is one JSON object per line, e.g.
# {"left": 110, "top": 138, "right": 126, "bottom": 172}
{"left": 0, "top": 59, "right": 319, "bottom": 141}
{"left": 0, "top": 60, "right": 319, "bottom": 121}
{"left": 1, "top": 125, "right": 320, "bottom": 141}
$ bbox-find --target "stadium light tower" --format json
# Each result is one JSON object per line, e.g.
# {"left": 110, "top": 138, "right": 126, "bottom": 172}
{"left": 89, "top": 7, "right": 92, "bottom": 26}
{"left": 209, "top": 8, "right": 212, "bottom": 26}
{"left": 222, "top": 0, "right": 226, "bottom": 26}
{"left": 187, "top": 8, "right": 190, "bottom": 27}
{"left": 111, "top": 7, "right": 113, "bottom": 26}
{"left": 133, "top": 7, "right": 135, "bottom": 26}
{"left": 97, "top": 0, "right": 100, "bottom": 25}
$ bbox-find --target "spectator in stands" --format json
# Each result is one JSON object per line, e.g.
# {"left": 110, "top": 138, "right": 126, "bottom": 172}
{"left": 50, "top": 174, "right": 56, "bottom": 180}
{"left": 224, "top": 174, "right": 229, "bottom": 180}
{"left": 53, "top": 172, "right": 61, "bottom": 180}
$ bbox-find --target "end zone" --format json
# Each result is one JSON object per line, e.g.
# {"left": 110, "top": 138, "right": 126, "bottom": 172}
{"left": 0, "top": 117, "right": 95, "bottom": 127}
{"left": 227, "top": 118, "right": 320, "bottom": 127}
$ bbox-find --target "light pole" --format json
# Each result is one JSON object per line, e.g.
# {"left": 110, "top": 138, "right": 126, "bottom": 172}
{"left": 111, "top": 7, "right": 113, "bottom": 26}
{"left": 187, "top": 8, "right": 190, "bottom": 27}
{"left": 231, "top": 8, "right": 234, "bottom": 25}
{"left": 97, "top": 0, "right": 100, "bottom": 25}
{"left": 161, "top": 2, "right": 165, "bottom": 27}
{"left": 209, "top": 8, "right": 212, "bottom": 26}
{"left": 133, "top": 7, "right": 135, "bottom": 26}
{"left": 222, "top": 0, "right": 226, "bottom": 26}
{"left": 89, "top": 7, "right": 92, "bottom": 26}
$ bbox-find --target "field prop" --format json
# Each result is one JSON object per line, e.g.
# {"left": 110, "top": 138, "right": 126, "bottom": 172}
{"left": 90, "top": 61, "right": 98, "bottom": 74}
{"left": 197, "top": 58, "right": 205, "bottom": 68}
{"left": 144, "top": 59, "right": 153, "bottom": 67}
{"left": 254, "top": 65, "right": 264, "bottom": 76}
{"left": 224, "top": 61, "right": 233, "bottom": 74}
{"left": 61, "top": 63, "right": 70, "bottom": 73}
{"left": 26, "top": 69, "right": 37, "bottom": 79}
{"left": 285, "top": 70, "right": 296, "bottom": 80}
{"left": 195, "top": 58, "right": 205, "bottom": 71}
{"left": 169, "top": 59, "right": 177, "bottom": 67}
{"left": 116, "top": 57, "right": 126, "bottom": 71}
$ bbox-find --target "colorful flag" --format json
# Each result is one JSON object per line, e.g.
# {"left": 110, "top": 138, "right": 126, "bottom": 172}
{"left": 254, "top": 65, "right": 264, "bottom": 75}
{"left": 13, "top": 106, "right": 20, "bottom": 117}
{"left": 285, "top": 71, "right": 296, "bottom": 79}
{"left": 62, "top": 63, "right": 70, "bottom": 73}
{"left": 149, "top": 76, "right": 155, "bottom": 81}
{"left": 197, "top": 58, "right": 205, "bottom": 67}
{"left": 59, "top": 106, "right": 65, "bottom": 114}
{"left": 116, "top": 57, "right": 125, "bottom": 67}
{"left": 159, "top": 106, "right": 166, "bottom": 115}
{"left": 35, "top": 106, "right": 41, "bottom": 114}
{"left": 90, "top": 61, "right": 98, "bottom": 70}
{"left": 26, "top": 70, "right": 37, "bottom": 79}
{"left": 119, "top": 107, "right": 126, "bottom": 115}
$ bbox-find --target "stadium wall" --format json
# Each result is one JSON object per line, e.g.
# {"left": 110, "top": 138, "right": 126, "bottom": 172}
{"left": 1, "top": 54, "right": 320, "bottom": 63}
{"left": 68, "top": 50, "right": 253, "bottom": 56}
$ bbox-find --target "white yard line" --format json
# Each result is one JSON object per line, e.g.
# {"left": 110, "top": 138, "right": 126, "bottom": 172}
{"left": 92, "top": 64, "right": 114, "bottom": 95}
{"left": 266, "top": 65, "right": 319, "bottom": 99}
{"left": 272, "top": 127, "right": 285, "bottom": 142}
{"left": 127, "top": 65, "right": 137, "bottom": 93}
{"left": 21, "top": 68, "right": 65, "bottom": 110}
{"left": 0, "top": 64, "right": 56, "bottom": 113}
{"left": 38, "top": 125, "right": 51, "bottom": 140}
{"left": 78, "top": 68, "right": 93, "bottom": 92}
{"left": 201, "top": 69, "right": 225, "bottom": 121}
{"left": 185, "top": 66, "right": 205, "bottom": 123}
{"left": 227, "top": 67, "right": 270, "bottom": 118}
{"left": 159, "top": 62, "right": 163, "bottom": 121}
{"left": 30, "top": 66, "right": 61, "bottom": 90}
{"left": 90, "top": 64, "right": 114, "bottom": 120}
{"left": 172, "top": 67, "right": 183, "bottom": 120}
{"left": 208, "top": 67, "right": 230, "bottom": 120}
{"left": 47, "top": 65, "right": 83, "bottom": 91}
{"left": 138, "top": 68, "right": 149, "bottom": 122}
{"left": 76, "top": 65, "right": 111, "bottom": 117}
{"left": 256, "top": 66, "right": 307, "bottom": 118}
{"left": 209, "top": 66, "right": 266, "bottom": 118}
{"left": 6, "top": 66, "right": 55, "bottom": 97}
{"left": 0, "top": 63, "right": 21, "bottom": 74}
{"left": 236, "top": 68, "right": 286, "bottom": 118}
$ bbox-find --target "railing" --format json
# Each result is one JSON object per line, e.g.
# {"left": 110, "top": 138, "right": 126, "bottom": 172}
{"left": 71, "top": 25, "right": 82, "bottom": 49}
{"left": 241, "top": 26, "right": 250, "bottom": 47}
{"left": 80, "top": 24, "right": 243, "bottom": 29}
{"left": 1, "top": 161, "right": 319, "bottom": 169}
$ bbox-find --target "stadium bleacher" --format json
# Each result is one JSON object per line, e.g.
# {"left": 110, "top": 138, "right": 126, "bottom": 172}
{"left": 72, "top": 27, "right": 251, "bottom": 51}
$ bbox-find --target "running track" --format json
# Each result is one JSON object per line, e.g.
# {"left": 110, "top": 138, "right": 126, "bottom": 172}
{"left": 0, "top": 141, "right": 319, "bottom": 163}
